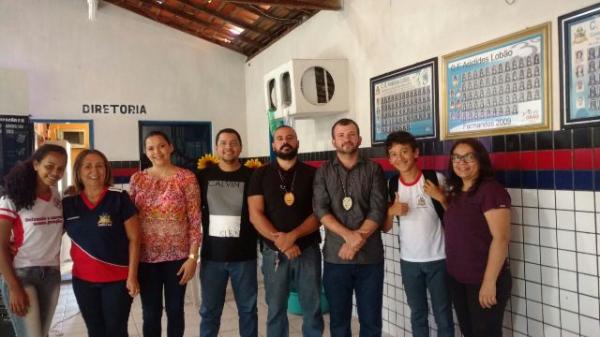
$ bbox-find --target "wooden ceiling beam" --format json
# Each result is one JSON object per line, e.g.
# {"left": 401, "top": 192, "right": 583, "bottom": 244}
{"left": 104, "top": 0, "right": 322, "bottom": 58}
{"left": 234, "top": 3, "right": 300, "bottom": 38}
{"left": 176, "top": 0, "right": 268, "bottom": 35}
{"left": 235, "top": 3, "right": 276, "bottom": 22}
{"left": 224, "top": 0, "right": 341, "bottom": 10}
{"left": 135, "top": 0, "right": 263, "bottom": 48}
{"left": 106, "top": 0, "right": 248, "bottom": 54}
{"left": 246, "top": 10, "right": 310, "bottom": 59}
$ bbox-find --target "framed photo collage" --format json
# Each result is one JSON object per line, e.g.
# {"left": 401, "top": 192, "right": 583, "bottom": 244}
{"left": 370, "top": 3, "right": 600, "bottom": 144}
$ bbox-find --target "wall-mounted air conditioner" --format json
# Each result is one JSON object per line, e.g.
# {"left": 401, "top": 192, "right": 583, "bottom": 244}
{"left": 264, "top": 59, "right": 348, "bottom": 119}
{"left": 58, "top": 129, "right": 87, "bottom": 148}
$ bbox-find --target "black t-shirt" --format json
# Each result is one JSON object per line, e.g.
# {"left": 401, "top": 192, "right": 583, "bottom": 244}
{"left": 248, "top": 161, "right": 320, "bottom": 251}
{"left": 197, "top": 165, "right": 257, "bottom": 262}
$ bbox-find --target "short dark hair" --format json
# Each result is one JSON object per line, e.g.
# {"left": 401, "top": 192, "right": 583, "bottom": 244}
{"left": 331, "top": 118, "right": 360, "bottom": 138}
{"left": 215, "top": 128, "right": 242, "bottom": 146}
{"left": 446, "top": 138, "right": 494, "bottom": 196}
{"left": 144, "top": 130, "right": 171, "bottom": 146}
{"left": 72, "top": 149, "right": 113, "bottom": 192}
{"left": 385, "top": 131, "right": 418, "bottom": 154}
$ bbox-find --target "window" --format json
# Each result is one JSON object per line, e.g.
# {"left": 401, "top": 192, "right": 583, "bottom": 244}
{"left": 139, "top": 121, "right": 211, "bottom": 171}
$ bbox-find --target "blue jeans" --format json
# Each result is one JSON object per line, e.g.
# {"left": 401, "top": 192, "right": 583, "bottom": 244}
{"left": 0, "top": 266, "right": 61, "bottom": 337}
{"left": 72, "top": 277, "right": 133, "bottom": 337}
{"left": 400, "top": 259, "right": 454, "bottom": 337}
{"left": 199, "top": 259, "right": 258, "bottom": 337}
{"left": 261, "top": 245, "right": 323, "bottom": 337}
{"left": 139, "top": 259, "right": 188, "bottom": 337}
{"left": 323, "top": 262, "right": 384, "bottom": 337}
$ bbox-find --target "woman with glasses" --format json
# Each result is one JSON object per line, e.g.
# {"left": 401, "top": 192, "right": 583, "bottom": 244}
{"left": 443, "top": 138, "right": 512, "bottom": 337}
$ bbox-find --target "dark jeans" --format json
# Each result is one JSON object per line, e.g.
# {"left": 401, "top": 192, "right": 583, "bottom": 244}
{"left": 447, "top": 267, "right": 512, "bottom": 337}
{"left": 400, "top": 259, "right": 454, "bottom": 337}
{"left": 72, "top": 277, "right": 133, "bottom": 337}
{"left": 139, "top": 259, "right": 188, "bottom": 337}
{"left": 261, "top": 245, "right": 323, "bottom": 337}
{"left": 323, "top": 262, "right": 384, "bottom": 337}
{"left": 199, "top": 259, "right": 258, "bottom": 337}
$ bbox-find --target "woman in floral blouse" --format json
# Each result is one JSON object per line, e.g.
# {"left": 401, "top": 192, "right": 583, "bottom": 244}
{"left": 129, "top": 131, "right": 202, "bottom": 337}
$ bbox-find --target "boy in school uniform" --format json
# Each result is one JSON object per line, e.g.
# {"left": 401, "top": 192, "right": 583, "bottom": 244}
{"left": 384, "top": 131, "right": 454, "bottom": 337}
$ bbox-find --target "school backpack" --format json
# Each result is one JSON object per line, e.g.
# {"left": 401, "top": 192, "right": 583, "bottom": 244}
{"left": 387, "top": 170, "right": 445, "bottom": 220}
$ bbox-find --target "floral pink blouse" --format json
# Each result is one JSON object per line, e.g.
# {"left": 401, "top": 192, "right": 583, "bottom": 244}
{"left": 129, "top": 167, "right": 202, "bottom": 263}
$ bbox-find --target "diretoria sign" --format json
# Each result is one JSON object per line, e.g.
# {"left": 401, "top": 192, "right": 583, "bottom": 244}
{"left": 82, "top": 104, "right": 147, "bottom": 114}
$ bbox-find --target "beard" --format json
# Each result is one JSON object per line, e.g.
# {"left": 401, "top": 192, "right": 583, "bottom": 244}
{"left": 336, "top": 142, "right": 358, "bottom": 154}
{"left": 275, "top": 144, "right": 298, "bottom": 160}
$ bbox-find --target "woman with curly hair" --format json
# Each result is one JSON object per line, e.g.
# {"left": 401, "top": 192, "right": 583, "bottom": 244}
{"left": 0, "top": 144, "right": 67, "bottom": 337}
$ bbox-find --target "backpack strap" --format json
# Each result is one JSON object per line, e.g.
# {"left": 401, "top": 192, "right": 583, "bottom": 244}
{"left": 422, "top": 170, "right": 445, "bottom": 220}
{"left": 387, "top": 173, "right": 399, "bottom": 203}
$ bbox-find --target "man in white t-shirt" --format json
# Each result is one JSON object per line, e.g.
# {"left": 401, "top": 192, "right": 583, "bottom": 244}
{"left": 383, "top": 131, "right": 454, "bottom": 337}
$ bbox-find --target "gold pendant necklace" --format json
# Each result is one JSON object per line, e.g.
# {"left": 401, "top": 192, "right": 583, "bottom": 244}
{"left": 277, "top": 166, "right": 297, "bottom": 207}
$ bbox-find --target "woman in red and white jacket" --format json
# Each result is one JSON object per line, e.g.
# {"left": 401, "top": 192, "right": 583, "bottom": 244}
{"left": 0, "top": 144, "right": 67, "bottom": 337}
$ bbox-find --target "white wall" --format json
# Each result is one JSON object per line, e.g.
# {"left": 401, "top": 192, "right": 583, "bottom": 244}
{"left": 246, "top": 3, "right": 600, "bottom": 337}
{"left": 0, "top": 0, "right": 247, "bottom": 160}
{"left": 244, "top": 0, "right": 599, "bottom": 156}
{"left": 0, "top": 68, "right": 28, "bottom": 114}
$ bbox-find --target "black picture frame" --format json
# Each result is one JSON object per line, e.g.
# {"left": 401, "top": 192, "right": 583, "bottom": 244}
{"left": 370, "top": 58, "right": 439, "bottom": 145}
{"left": 560, "top": 3, "right": 600, "bottom": 128}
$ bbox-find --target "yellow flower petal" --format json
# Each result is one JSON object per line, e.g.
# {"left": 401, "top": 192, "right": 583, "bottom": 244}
{"left": 197, "top": 154, "right": 220, "bottom": 170}
{"left": 244, "top": 158, "right": 263, "bottom": 169}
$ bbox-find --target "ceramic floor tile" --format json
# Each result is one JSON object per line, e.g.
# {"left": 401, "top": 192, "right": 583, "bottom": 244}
{"left": 48, "top": 273, "right": 388, "bottom": 337}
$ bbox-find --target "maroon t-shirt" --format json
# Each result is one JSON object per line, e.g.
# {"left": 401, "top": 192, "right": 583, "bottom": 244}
{"left": 443, "top": 179, "right": 511, "bottom": 285}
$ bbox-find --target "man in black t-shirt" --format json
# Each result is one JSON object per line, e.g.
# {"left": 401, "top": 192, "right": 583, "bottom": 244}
{"left": 197, "top": 128, "right": 258, "bottom": 337}
{"left": 248, "top": 125, "right": 324, "bottom": 337}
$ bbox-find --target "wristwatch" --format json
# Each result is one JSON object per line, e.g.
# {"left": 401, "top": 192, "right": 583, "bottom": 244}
{"left": 188, "top": 253, "right": 198, "bottom": 261}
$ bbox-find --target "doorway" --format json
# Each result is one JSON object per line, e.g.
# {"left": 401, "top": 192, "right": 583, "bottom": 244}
{"left": 32, "top": 119, "right": 94, "bottom": 192}
{"left": 32, "top": 119, "right": 93, "bottom": 280}
{"left": 138, "top": 121, "right": 211, "bottom": 171}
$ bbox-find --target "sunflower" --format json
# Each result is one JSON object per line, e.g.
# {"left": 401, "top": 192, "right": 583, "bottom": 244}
{"left": 197, "top": 154, "right": 220, "bottom": 170}
{"left": 244, "top": 158, "right": 263, "bottom": 169}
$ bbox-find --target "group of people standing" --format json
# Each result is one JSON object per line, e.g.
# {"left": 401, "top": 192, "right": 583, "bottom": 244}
{"left": 0, "top": 130, "right": 200, "bottom": 337}
{"left": 0, "top": 117, "right": 512, "bottom": 337}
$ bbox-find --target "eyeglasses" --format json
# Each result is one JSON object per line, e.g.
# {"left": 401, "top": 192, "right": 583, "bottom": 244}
{"left": 451, "top": 152, "right": 477, "bottom": 163}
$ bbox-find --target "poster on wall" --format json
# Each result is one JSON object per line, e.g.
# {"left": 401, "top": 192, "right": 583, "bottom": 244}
{"left": 0, "top": 115, "right": 33, "bottom": 181}
{"left": 559, "top": 3, "right": 600, "bottom": 128}
{"left": 370, "top": 58, "right": 438, "bottom": 144}
{"left": 441, "top": 22, "right": 552, "bottom": 139}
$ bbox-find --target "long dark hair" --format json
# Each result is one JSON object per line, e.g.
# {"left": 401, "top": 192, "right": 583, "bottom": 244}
{"left": 72, "top": 149, "right": 113, "bottom": 192}
{"left": 1, "top": 144, "right": 67, "bottom": 211}
{"left": 446, "top": 138, "right": 494, "bottom": 196}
